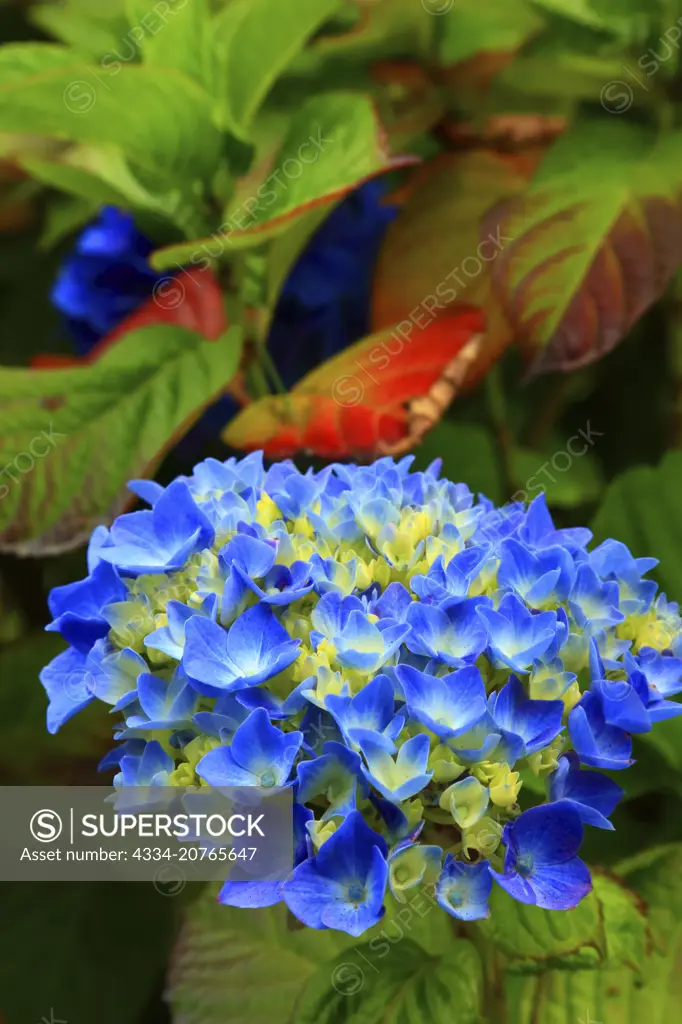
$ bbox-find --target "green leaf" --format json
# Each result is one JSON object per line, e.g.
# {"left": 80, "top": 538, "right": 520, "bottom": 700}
{"left": 21, "top": 155, "right": 130, "bottom": 208}
{"left": 151, "top": 92, "right": 405, "bottom": 266}
{"left": 438, "top": 0, "right": 544, "bottom": 65}
{"left": 590, "top": 449, "right": 682, "bottom": 602}
{"left": 30, "top": 5, "right": 128, "bottom": 56}
{"left": 411, "top": 423, "right": 504, "bottom": 506}
{"left": 511, "top": 445, "right": 604, "bottom": 508}
{"left": 0, "top": 62, "right": 222, "bottom": 184}
{"left": 167, "top": 884, "right": 483, "bottom": 1024}
{"left": 125, "top": 0, "right": 215, "bottom": 91}
{"left": 22, "top": 145, "right": 188, "bottom": 226}
{"left": 530, "top": 0, "right": 655, "bottom": 38}
{"left": 639, "top": 716, "right": 682, "bottom": 775}
{"left": 487, "top": 119, "right": 682, "bottom": 375}
{"left": 294, "top": 937, "right": 483, "bottom": 1024}
{"left": 168, "top": 887, "right": 353, "bottom": 1024}
{"left": 213, "top": 0, "right": 345, "bottom": 137}
{"left": 38, "top": 194, "right": 99, "bottom": 250}
{"left": 479, "top": 883, "right": 603, "bottom": 971}
{"left": 497, "top": 50, "right": 643, "bottom": 101}
{"left": 307, "top": 0, "right": 433, "bottom": 62}
{"left": 266, "top": 204, "right": 335, "bottom": 308}
{"left": 0, "top": 880, "right": 176, "bottom": 1023}
{"left": 506, "top": 847, "right": 682, "bottom": 1023}
{"left": 0, "top": 324, "right": 242, "bottom": 554}
{"left": 0, "top": 42, "right": 86, "bottom": 86}
{"left": 592, "top": 874, "right": 648, "bottom": 971}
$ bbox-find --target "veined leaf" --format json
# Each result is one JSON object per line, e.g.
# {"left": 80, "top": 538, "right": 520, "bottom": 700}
{"left": 485, "top": 120, "right": 682, "bottom": 375}
{"left": 223, "top": 307, "right": 484, "bottom": 458}
{"left": 167, "top": 887, "right": 482, "bottom": 1024}
{"left": 294, "top": 938, "right": 483, "bottom": 1024}
{"left": 0, "top": 323, "right": 242, "bottom": 555}
{"left": 167, "top": 887, "right": 353, "bottom": 1024}
{"left": 124, "top": 0, "right": 215, "bottom": 91}
{"left": 213, "top": 0, "right": 345, "bottom": 138}
{"left": 481, "top": 874, "right": 647, "bottom": 973}
{"left": 0, "top": 63, "right": 222, "bottom": 183}
{"left": 506, "top": 847, "right": 682, "bottom": 1022}
{"left": 151, "top": 93, "right": 414, "bottom": 267}
{"left": 479, "top": 883, "right": 603, "bottom": 970}
{"left": 590, "top": 449, "right": 682, "bottom": 602}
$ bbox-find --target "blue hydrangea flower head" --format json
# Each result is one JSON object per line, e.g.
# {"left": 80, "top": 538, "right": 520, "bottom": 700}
{"left": 41, "top": 452, "right": 682, "bottom": 932}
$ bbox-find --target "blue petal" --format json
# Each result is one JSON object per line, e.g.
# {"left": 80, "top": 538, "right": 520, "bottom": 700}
{"left": 39, "top": 646, "right": 94, "bottom": 733}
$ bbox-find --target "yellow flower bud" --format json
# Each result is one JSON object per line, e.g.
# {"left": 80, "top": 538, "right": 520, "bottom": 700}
{"left": 489, "top": 764, "right": 522, "bottom": 808}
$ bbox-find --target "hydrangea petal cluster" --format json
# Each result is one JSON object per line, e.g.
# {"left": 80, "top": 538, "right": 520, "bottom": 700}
{"left": 41, "top": 454, "right": 682, "bottom": 934}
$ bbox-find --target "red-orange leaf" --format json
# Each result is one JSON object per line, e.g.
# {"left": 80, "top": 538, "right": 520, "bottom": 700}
{"left": 223, "top": 306, "right": 485, "bottom": 458}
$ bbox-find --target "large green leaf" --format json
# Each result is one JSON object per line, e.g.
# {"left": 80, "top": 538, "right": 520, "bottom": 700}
{"left": 504, "top": 846, "right": 682, "bottom": 1022}
{"left": 486, "top": 120, "right": 682, "bottom": 375}
{"left": 0, "top": 880, "right": 176, "bottom": 1024}
{"left": 0, "top": 62, "right": 221, "bottom": 183}
{"left": 213, "top": 0, "right": 345, "bottom": 138}
{"left": 481, "top": 875, "right": 647, "bottom": 973}
{"left": 590, "top": 449, "right": 682, "bottom": 602}
{"left": 151, "top": 93, "right": 409, "bottom": 266}
{"left": 125, "top": 0, "right": 215, "bottom": 91}
{"left": 0, "top": 325, "right": 242, "bottom": 555}
{"left": 294, "top": 938, "right": 483, "bottom": 1024}
{"left": 167, "top": 886, "right": 483, "bottom": 1024}
{"left": 479, "top": 884, "right": 603, "bottom": 971}
{"left": 167, "top": 887, "right": 354, "bottom": 1024}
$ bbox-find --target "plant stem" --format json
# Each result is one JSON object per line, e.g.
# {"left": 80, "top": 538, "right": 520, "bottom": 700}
{"left": 666, "top": 272, "right": 682, "bottom": 448}
{"left": 485, "top": 363, "right": 514, "bottom": 498}
{"left": 259, "top": 342, "right": 287, "bottom": 396}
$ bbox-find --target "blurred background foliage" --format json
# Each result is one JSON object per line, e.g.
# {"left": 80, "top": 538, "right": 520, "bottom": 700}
{"left": 2, "top": 0, "right": 682, "bottom": 1021}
